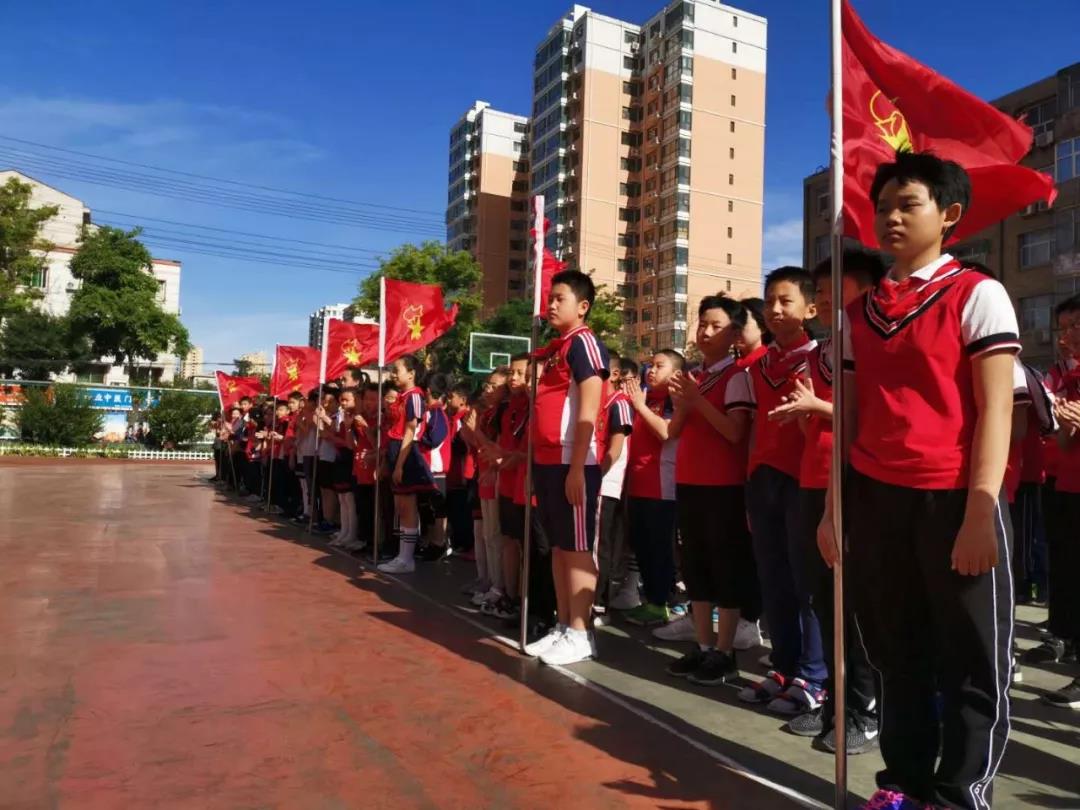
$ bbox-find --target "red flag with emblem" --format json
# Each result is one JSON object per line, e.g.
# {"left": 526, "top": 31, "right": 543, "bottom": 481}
{"left": 841, "top": 0, "right": 1056, "bottom": 246}
{"left": 271, "top": 345, "right": 320, "bottom": 398}
{"left": 322, "top": 320, "right": 379, "bottom": 383}
{"left": 215, "top": 371, "right": 265, "bottom": 410}
{"left": 379, "top": 279, "right": 459, "bottom": 365}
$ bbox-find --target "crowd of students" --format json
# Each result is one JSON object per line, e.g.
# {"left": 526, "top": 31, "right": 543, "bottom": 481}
{"left": 207, "top": 151, "right": 1079, "bottom": 810}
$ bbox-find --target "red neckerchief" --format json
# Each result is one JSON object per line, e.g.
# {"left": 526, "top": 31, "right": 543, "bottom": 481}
{"left": 763, "top": 334, "right": 812, "bottom": 383}
{"left": 736, "top": 344, "right": 767, "bottom": 370}
{"left": 872, "top": 259, "right": 963, "bottom": 321}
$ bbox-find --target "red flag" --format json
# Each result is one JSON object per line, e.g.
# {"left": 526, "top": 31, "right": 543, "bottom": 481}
{"left": 380, "top": 279, "right": 459, "bottom": 364}
{"left": 215, "top": 371, "right": 265, "bottom": 410}
{"left": 323, "top": 319, "right": 379, "bottom": 382}
{"left": 841, "top": 0, "right": 1056, "bottom": 246}
{"left": 538, "top": 247, "right": 566, "bottom": 316}
{"left": 530, "top": 197, "right": 565, "bottom": 317}
{"left": 271, "top": 345, "right": 320, "bottom": 398}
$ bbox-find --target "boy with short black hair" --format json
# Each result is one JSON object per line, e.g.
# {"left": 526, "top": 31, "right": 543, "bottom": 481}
{"left": 739, "top": 266, "right": 829, "bottom": 718}
{"left": 820, "top": 151, "right": 1021, "bottom": 808}
{"left": 768, "top": 250, "right": 885, "bottom": 751}
{"left": 524, "top": 270, "right": 610, "bottom": 665}
{"left": 1042, "top": 294, "right": 1080, "bottom": 709}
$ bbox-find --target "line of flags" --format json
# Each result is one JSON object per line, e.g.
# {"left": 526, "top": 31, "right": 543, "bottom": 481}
{"left": 215, "top": 278, "right": 460, "bottom": 408}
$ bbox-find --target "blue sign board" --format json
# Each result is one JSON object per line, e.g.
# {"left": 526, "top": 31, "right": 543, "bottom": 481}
{"left": 85, "top": 388, "right": 159, "bottom": 411}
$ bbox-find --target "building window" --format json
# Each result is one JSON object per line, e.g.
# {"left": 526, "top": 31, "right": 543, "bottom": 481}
{"left": 511, "top": 200, "right": 526, "bottom": 212}
{"left": 730, "top": 120, "right": 736, "bottom": 133}
{"left": 731, "top": 68, "right": 737, "bottom": 80}
{"left": 510, "top": 220, "right": 526, "bottom": 231}
{"left": 727, "top": 227, "right": 733, "bottom": 238}
{"left": 1020, "top": 295, "right": 1053, "bottom": 332}
{"left": 623, "top": 55, "right": 635, "bottom": 70}
{"left": 512, "top": 181, "right": 527, "bottom": 192}
{"left": 731, "top": 94, "right": 736, "bottom": 107}
{"left": 732, "top": 41, "right": 738, "bottom": 53}
{"left": 1019, "top": 228, "right": 1055, "bottom": 269}
{"left": 726, "top": 280, "right": 732, "bottom": 292}
{"left": 726, "top": 254, "right": 732, "bottom": 265}
{"left": 642, "top": 308, "right": 652, "bottom": 322}
{"left": 1022, "top": 98, "right": 1056, "bottom": 138}
{"left": 510, "top": 239, "right": 525, "bottom": 251}
{"left": 814, "top": 234, "right": 831, "bottom": 263}
{"left": 513, "top": 161, "right": 528, "bottom": 172}
{"left": 509, "top": 259, "right": 524, "bottom": 270}
{"left": 28, "top": 266, "right": 48, "bottom": 289}
{"left": 624, "top": 30, "right": 638, "bottom": 44}
{"left": 1057, "top": 137, "right": 1080, "bottom": 183}
{"left": 728, "top": 173, "right": 734, "bottom": 185}
{"left": 156, "top": 279, "right": 167, "bottom": 302}
{"left": 817, "top": 191, "right": 831, "bottom": 216}
{"left": 733, "top": 15, "right": 739, "bottom": 26}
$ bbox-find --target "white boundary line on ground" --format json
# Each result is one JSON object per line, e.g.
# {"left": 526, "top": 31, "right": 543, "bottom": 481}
{"left": 312, "top": 540, "right": 828, "bottom": 810}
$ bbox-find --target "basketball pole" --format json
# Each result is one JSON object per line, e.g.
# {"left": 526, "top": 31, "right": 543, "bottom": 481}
{"left": 373, "top": 277, "right": 387, "bottom": 567}
{"left": 519, "top": 193, "right": 544, "bottom": 652}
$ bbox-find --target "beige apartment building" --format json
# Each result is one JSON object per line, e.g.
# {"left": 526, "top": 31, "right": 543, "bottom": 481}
{"left": 446, "top": 102, "right": 531, "bottom": 317}
{"left": 530, "top": 1, "right": 767, "bottom": 353}
{"left": 803, "top": 62, "right": 1080, "bottom": 370}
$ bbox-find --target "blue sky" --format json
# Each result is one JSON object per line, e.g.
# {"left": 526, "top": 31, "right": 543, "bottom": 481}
{"left": 1, "top": 0, "right": 1076, "bottom": 370}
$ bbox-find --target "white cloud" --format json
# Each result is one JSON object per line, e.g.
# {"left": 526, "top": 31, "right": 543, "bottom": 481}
{"left": 762, "top": 217, "right": 804, "bottom": 270}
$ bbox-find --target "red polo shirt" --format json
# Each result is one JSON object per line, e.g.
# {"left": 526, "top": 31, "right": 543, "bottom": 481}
{"left": 799, "top": 339, "right": 834, "bottom": 491}
{"left": 748, "top": 335, "right": 817, "bottom": 479}
{"left": 675, "top": 357, "right": 753, "bottom": 487}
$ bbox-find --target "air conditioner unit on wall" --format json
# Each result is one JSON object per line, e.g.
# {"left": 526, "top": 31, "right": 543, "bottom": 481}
{"left": 1035, "top": 131, "right": 1054, "bottom": 147}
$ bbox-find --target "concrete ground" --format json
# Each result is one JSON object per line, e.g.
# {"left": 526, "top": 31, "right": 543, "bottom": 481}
{"left": 1, "top": 460, "right": 1077, "bottom": 809}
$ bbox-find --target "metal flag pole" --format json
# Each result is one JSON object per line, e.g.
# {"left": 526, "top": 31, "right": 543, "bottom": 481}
{"left": 519, "top": 193, "right": 545, "bottom": 651}
{"left": 309, "top": 320, "right": 332, "bottom": 534}
{"left": 265, "top": 347, "right": 278, "bottom": 513}
{"left": 829, "top": 0, "right": 848, "bottom": 806}
{"left": 372, "top": 277, "right": 387, "bottom": 567}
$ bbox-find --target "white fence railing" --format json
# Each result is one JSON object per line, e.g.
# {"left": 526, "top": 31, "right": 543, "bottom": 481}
{"left": 0, "top": 445, "right": 212, "bottom": 461}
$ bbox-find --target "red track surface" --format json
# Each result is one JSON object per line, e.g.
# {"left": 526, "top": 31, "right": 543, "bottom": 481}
{"left": 0, "top": 462, "right": 798, "bottom": 809}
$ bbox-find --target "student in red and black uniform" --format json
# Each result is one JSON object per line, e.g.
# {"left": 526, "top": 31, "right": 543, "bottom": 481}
{"left": 524, "top": 270, "right": 610, "bottom": 666}
{"left": 266, "top": 399, "right": 292, "bottom": 516}
{"left": 466, "top": 368, "right": 509, "bottom": 608}
{"left": 1041, "top": 295, "right": 1080, "bottom": 710}
{"left": 740, "top": 267, "right": 827, "bottom": 720}
{"left": 594, "top": 356, "right": 633, "bottom": 618}
{"left": 327, "top": 388, "right": 360, "bottom": 551}
{"left": 417, "top": 373, "right": 452, "bottom": 561}
{"left": 819, "top": 152, "right": 1022, "bottom": 808}
{"left": 665, "top": 296, "right": 755, "bottom": 687}
{"left": 377, "top": 355, "right": 434, "bottom": 574}
{"left": 446, "top": 382, "right": 477, "bottom": 562}
{"left": 349, "top": 383, "right": 381, "bottom": 552}
{"left": 1012, "top": 366, "right": 1052, "bottom": 608}
{"left": 768, "top": 251, "right": 885, "bottom": 752}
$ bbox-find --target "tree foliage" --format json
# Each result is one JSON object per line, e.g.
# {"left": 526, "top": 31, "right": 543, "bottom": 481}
{"left": 67, "top": 225, "right": 190, "bottom": 368}
{"left": 0, "top": 177, "right": 59, "bottom": 320}
{"left": 353, "top": 241, "right": 482, "bottom": 374}
{"left": 16, "top": 384, "right": 104, "bottom": 446}
{"left": 0, "top": 308, "right": 93, "bottom": 379}
{"left": 147, "top": 390, "right": 213, "bottom": 448}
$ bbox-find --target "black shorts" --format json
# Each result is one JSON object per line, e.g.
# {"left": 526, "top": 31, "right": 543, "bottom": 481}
{"left": 419, "top": 477, "right": 448, "bottom": 520}
{"left": 677, "top": 484, "right": 754, "bottom": 608}
{"left": 499, "top": 495, "right": 525, "bottom": 541}
{"left": 533, "top": 463, "right": 602, "bottom": 553}
{"left": 331, "top": 450, "right": 355, "bottom": 493}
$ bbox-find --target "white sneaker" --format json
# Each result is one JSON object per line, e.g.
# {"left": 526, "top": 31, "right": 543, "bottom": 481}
{"left": 609, "top": 576, "right": 642, "bottom": 610}
{"left": 343, "top": 538, "right": 366, "bottom": 552}
{"left": 328, "top": 536, "right": 346, "bottom": 548}
{"left": 539, "top": 630, "right": 593, "bottom": 666}
{"left": 377, "top": 557, "right": 416, "bottom": 574}
{"left": 524, "top": 626, "right": 565, "bottom": 658}
{"left": 652, "top": 614, "right": 697, "bottom": 641}
{"left": 475, "top": 587, "right": 503, "bottom": 609}
{"left": 734, "top": 619, "right": 763, "bottom": 650}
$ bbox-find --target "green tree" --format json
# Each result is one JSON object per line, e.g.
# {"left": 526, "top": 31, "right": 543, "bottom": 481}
{"left": 147, "top": 390, "right": 213, "bottom": 448}
{"left": 0, "top": 177, "right": 59, "bottom": 320}
{"left": 0, "top": 308, "right": 93, "bottom": 379}
{"left": 67, "top": 226, "right": 190, "bottom": 373}
{"left": 17, "top": 384, "right": 104, "bottom": 446}
{"left": 233, "top": 357, "right": 255, "bottom": 376}
{"left": 353, "top": 241, "right": 482, "bottom": 374}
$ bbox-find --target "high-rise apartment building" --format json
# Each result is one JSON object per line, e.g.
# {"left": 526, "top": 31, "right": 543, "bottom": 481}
{"left": 446, "top": 102, "right": 531, "bottom": 316}
{"left": 179, "top": 347, "right": 203, "bottom": 379}
{"left": 802, "top": 61, "right": 1080, "bottom": 369}
{"left": 530, "top": 2, "right": 767, "bottom": 352}
{"left": 308, "top": 303, "right": 349, "bottom": 349}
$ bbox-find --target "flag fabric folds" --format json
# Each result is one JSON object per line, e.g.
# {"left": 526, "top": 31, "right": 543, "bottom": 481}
{"left": 215, "top": 371, "right": 265, "bottom": 410}
{"left": 271, "top": 345, "right": 320, "bottom": 398}
{"left": 380, "top": 279, "right": 459, "bottom": 364}
{"left": 322, "top": 320, "right": 378, "bottom": 383}
{"left": 841, "top": 0, "right": 1056, "bottom": 246}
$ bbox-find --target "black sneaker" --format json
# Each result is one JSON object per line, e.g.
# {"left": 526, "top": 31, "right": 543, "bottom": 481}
{"left": 813, "top": 715, "right": 880, "bottom": 755}
{"left": 492, "top": 597, "right": 520, "bottom": 621}
{"left": 1043, "top": 678, "right": 1080, "bottom": 709}
{"left": 1025, "top": 638, "right": 1066, "bottom": 664}
{"left": 667, "top": 647, "right": 708, "bottom": 678}
{"left": 687, "top": 649, "right": 738, "bottom": 686}
{"left": 787, "top": 707, "right": 824, "bottom": 737}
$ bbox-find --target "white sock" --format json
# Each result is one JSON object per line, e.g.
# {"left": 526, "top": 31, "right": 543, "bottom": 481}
{"left": 299, "top": 478, "right": 310, "bottom": 513}
{"left": 566, "top": 627, "right": 588, "bottom": 641}
{"left": 339, "top": 493, "right": 356, "bottom": 541}
{"left": 399, "top": 526, "right": 419, "bottom": 564}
